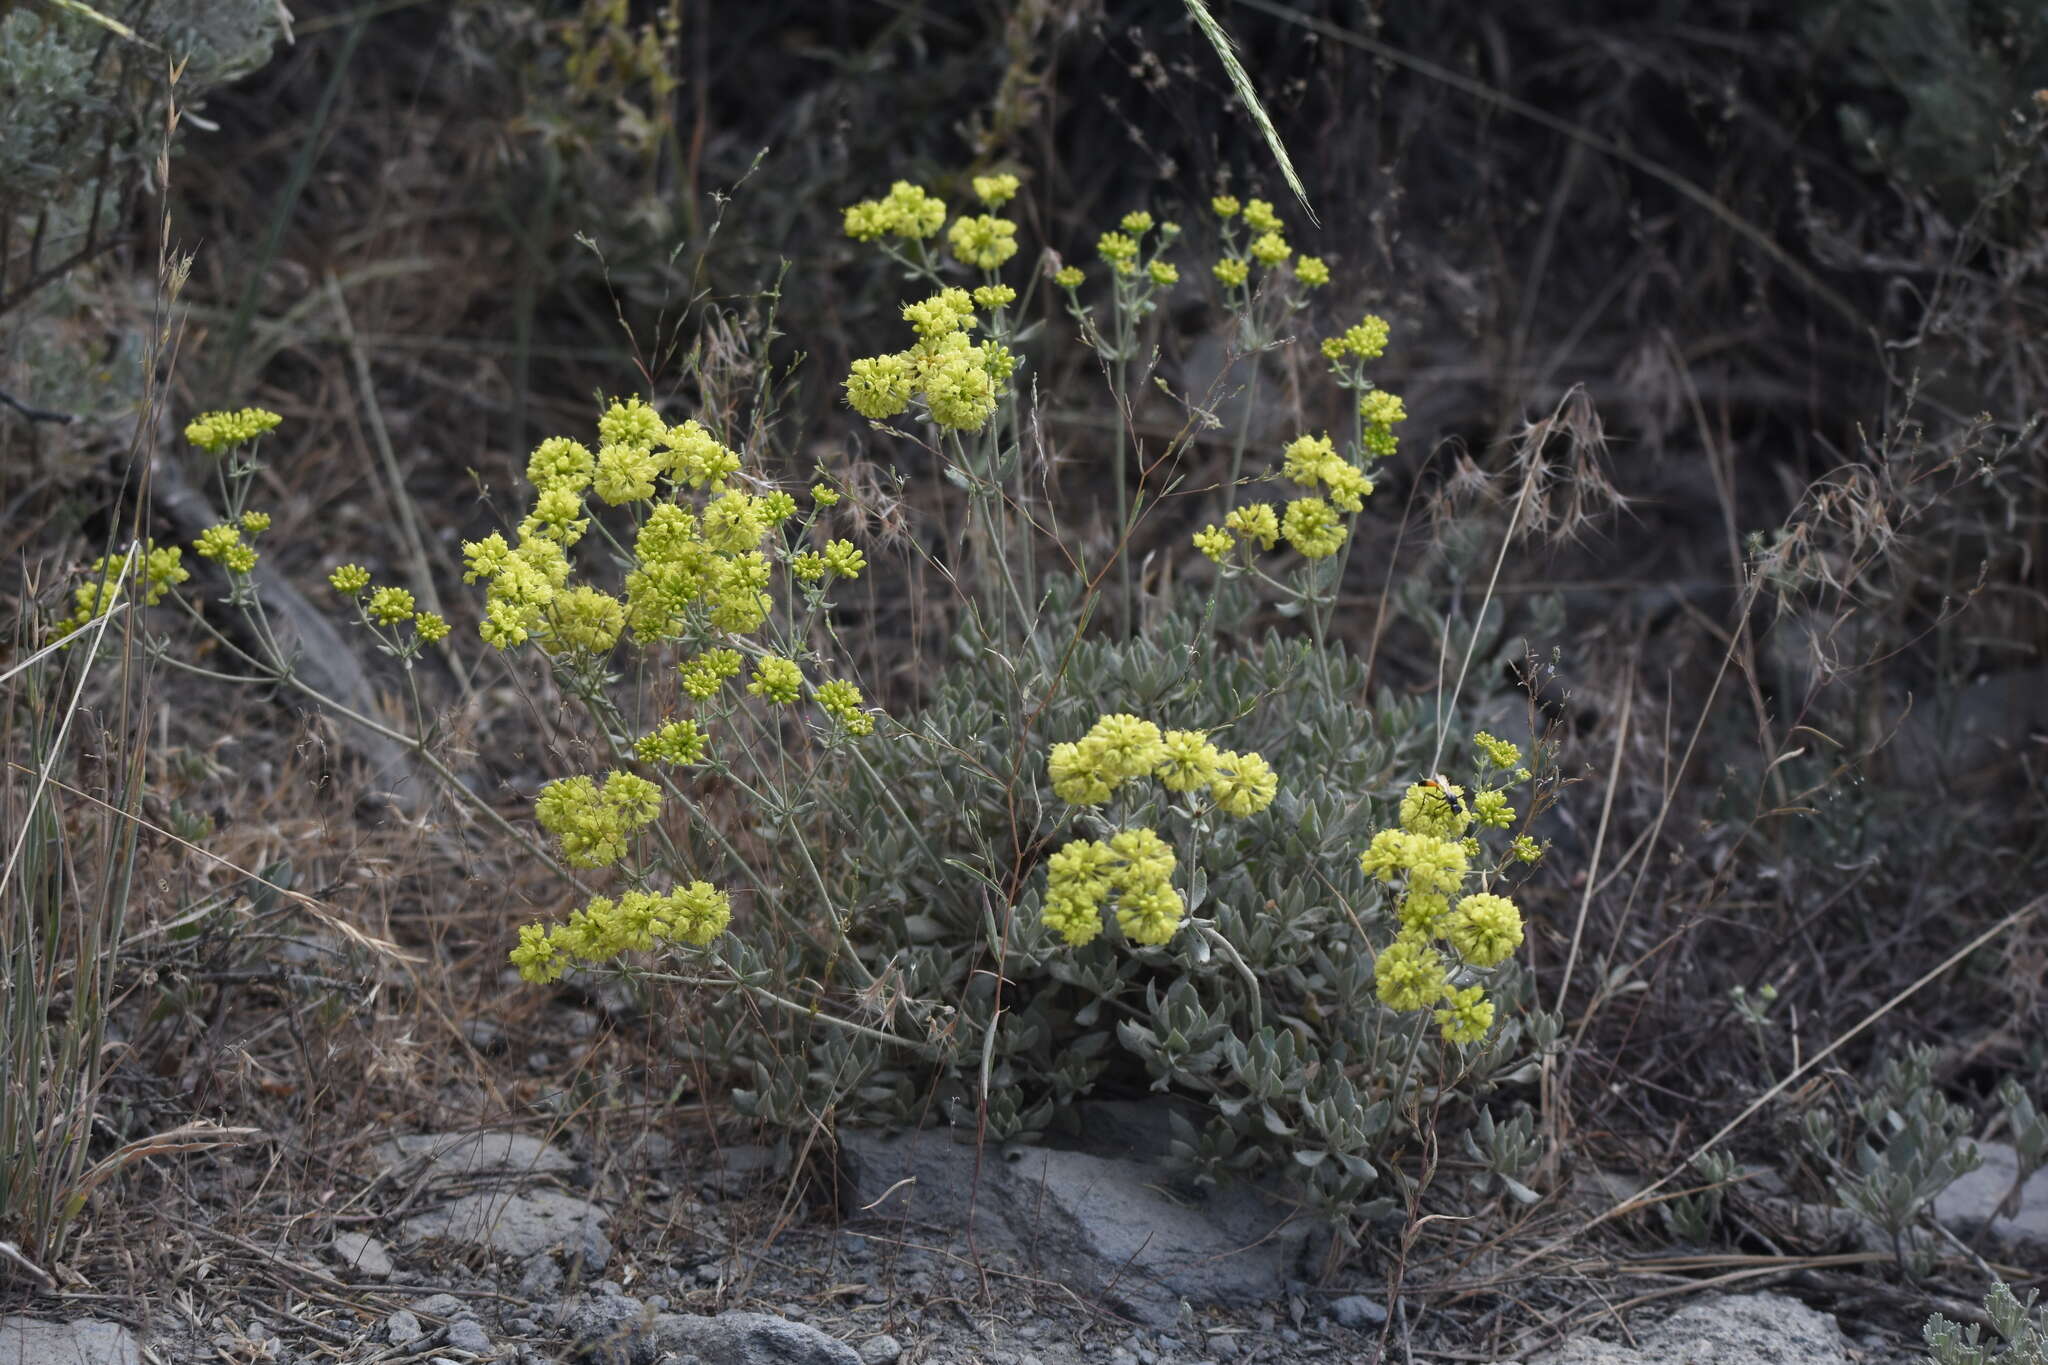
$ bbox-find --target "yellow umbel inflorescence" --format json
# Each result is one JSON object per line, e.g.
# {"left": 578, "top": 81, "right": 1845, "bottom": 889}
{"left": 1354, "top": 738, "right": 1537, "bottom": 1045}
{"left": 1038, "top": 714, "right": 1281, "bottom": 951}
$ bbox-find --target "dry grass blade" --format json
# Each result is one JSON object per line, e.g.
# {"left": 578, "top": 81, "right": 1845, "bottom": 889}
{"left": 1182, "top": 0, "right": 1316, "bottom": 225}
{"left": 36, "top": 0, "right": 152, "bottom": 45}
{"left": 5, "top": 762, "right": 420, "bottom": 966}
{"left": 68, "top": 1123, "right": 265, "bottom": 1205}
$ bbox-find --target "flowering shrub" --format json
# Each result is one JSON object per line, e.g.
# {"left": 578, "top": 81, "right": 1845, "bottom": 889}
{"left": 63, "top": 169, "right": 1565, "bottom": 1246}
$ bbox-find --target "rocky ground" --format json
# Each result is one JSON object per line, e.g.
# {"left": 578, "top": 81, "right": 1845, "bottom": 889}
{"left": 5, "top": 1097, "right": 2040, "bottom": 1365}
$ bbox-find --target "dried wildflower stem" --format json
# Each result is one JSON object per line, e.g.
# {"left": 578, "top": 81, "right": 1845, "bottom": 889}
{"left": 650, "top": 967, "right": 928, "bottom": 1056}
{"left": 1429, "top": 418, "right": 1542, "bottom": 777}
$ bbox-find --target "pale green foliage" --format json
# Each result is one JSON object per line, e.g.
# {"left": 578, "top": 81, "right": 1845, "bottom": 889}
{"left": 716, "top": 586, "right": 1556, "bottom": 1233}
{"left": 1792, "top": 1043, "right": 1987, "bottom": 1274}
{"left": 0, "top": 1, "right": 280, "bottom": 220}
{"left": 1925, "top": 1283, "right": 2048, "bottom": 1365}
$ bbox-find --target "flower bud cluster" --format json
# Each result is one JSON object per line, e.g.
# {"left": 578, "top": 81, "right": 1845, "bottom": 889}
{"left": 1354, "top": 738, "right": 1540, "bottom": 1044}
{"left": 58, "top": 540, "right": 190, "bottom": 638}
{"left": 1039, "top": 715, "right": 1280, "bottom": 950}
{"left": 843, "top": 286, "right": 1015, "bottom": 433}
{"left": 1047, "top": 713, "right": 1276, "bottom": 817}
{"left": 509, "top": 881, "right": 732, "bottom": 984}
{"left": 533, "top": 770, "right": 663, "bottom": 870}
{"left": 1043, "top": 827, "right": 1183, "bottom": 948}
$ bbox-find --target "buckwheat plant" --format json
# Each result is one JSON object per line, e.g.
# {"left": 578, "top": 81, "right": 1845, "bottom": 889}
{"left": 713, "top": 173, "right": 1558, "bottom": 1248}
{"left": 62, "top": 168, "right": 1566, "bottom": 1255}
{"left": 62, "top": 393, "right": 888, "bottom": 1038}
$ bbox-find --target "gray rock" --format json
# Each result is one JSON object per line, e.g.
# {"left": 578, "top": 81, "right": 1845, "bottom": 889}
{"left": 374, "top": 1131, "right": 575, "bottom": 1182}
{"left": 839, "top": 1101, "right": 1312, "bottom": 1326}
{"left": 857, "top": 1333, "right": 904, "bottom": 1365}
{"left": 328, "top": 1231, "right": 394, "bottom": 1280}
{"left": 1330, "top": 1295, "right": 1387, "bottom": 1328}
{"left": 402, "top": 1188, "right": 611, "bottom": 1268}
{"left": 411, "top": 1295, "right": 465, "bottom": 1319}
{"left": 385, "top": 1310, "right": 424, "bottom": 1345}
{"left": 1530, "top": 1292, "right": 1848, "bottom": 1365}
{"left": 518, "top": 1252, "right": 564, "bottom": 1299}
{"left": 445, "top": 1319, "right": 493, "bottom": 1355}
{"left": 0, "top": 1318, "right": 143, "bottom": 1365}
{"left": 653, "top": 1311, "right": 862, "bottom": 1365}
{"left": 1933, "top": 1139, "right": 2048, "bottom": 1253}
{"left": 560, "top": 1293, "right": 657, "bottom": 1365}
{"left": 720, "top": 1144, "right": 778, "bottom": 1177}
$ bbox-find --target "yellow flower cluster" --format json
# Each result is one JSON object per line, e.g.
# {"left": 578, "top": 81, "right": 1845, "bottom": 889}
{"left": 842, "top": 181, "right": 948, "bottom": 242}
{"left": 325, "top": 564, "right": 448, "bottom": 646}
{"left": 184, "top": 407, "right": 282, "bottom": 454}
{"left": 1208, "top": 195, "right": 1316, "bottom": 292}
{"left": 1356, "top": 773, "right": 1528, "bottom": 1044}
{"left": 1243, "top": 198, "right": 1283, "bottom": 234}
{"left": 679, "top": 647, "right": 743, "bottom": 698}
{"left": 57, "top": 541, "right": 190, "bottom": 637}
{"left": 1474, "top": 731, "right": 1522, "bottom": 769}
{"left": 972, "top": 173, "right": 1020, "bottom": 206}
{"left": 1198, "top": 432, "right": 1375, "bottom": 564}
{"left": 1197, "top": 305, "right": 1400, "bottom": 564}
{"left": 843, "top": 286, "right": 1014, "bottom": 433}
{"left": 1358, "top": 388, "right": 1407, "bottom": 459}
{"left": 193, "top": 522, "right": 258, "bottom": 574}
{"left": 1322, "top": 314, "right": 1391, "bottom": 362}
{"left": 1042, "top": 827, "right": 1184, "bottom": 948}
{"left": 948, "top": 214, "right": 1018, "bottom": 270}
{"left": 462, "top": 401, "right": 803, "bottom": 651}
{"left": 1046, "top": 713, "right": 1277, "bottom": 817}
{"left": 747, "top": 655, "right": 802, "bottom": 703}
{"left": 509, "top": 881, "right": 733, "bottom": 984}
{"left": 635, "top": 718, "right": 709, "bottom": 765}
{"left": 533, "top": 770, "right": 662, "bottom": 869}
{"left": 814, "top": 678, "right": 874, "bottom": 735}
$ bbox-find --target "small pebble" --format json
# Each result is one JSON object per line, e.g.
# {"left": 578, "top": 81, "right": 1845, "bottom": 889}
{"left": 385, "top": 1310, "right": 423, "bottom": 1345}
{"left": 696, "top": 1263, "right": 724, "bottom": 1284}
{"left": 1330, "top": 1294, "right": 1388, "bottom": 1328}
{"left": 330, "top": 1231, "right": 394, "bottom": 1280}
{"left": 859, "top": 1333, "right": 905, "bottom": 1365}
{"left": 445, "top": 1318, "right": 492, "bottom": 1354}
